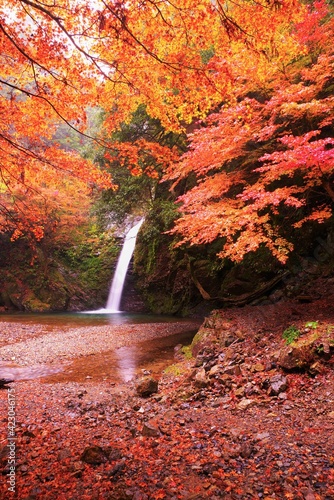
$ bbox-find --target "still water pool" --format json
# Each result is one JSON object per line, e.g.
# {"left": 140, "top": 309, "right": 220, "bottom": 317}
{"left": 0, "top": 310, "right": 196, "bottom": 327}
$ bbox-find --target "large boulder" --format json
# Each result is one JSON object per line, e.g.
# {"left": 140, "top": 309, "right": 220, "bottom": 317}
{"left": 278, "top": 331, "right": 333, "bottom": 371}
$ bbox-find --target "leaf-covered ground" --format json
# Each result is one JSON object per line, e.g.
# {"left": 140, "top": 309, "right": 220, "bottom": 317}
{"left": 1, "top": 292, "right": 334, "bottom": 499}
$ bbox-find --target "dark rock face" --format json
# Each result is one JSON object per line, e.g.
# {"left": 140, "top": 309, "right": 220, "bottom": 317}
{"left": 120, "top": 262, "right": 148, "bottom": 313}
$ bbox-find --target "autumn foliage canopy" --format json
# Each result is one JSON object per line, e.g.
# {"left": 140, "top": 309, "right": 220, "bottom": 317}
{"left": 0, "top": 0, "right": 333, "bottom": 262}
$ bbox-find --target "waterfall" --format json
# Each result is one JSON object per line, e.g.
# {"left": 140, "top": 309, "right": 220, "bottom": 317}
{"left": 105, "top": 218, "right": 144, "bottom": 313}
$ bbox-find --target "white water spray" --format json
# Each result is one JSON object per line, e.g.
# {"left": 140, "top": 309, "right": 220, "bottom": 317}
{"left": 105, "top": 218, "right": 144, "bottom": 313}
{"left": 83, "top": 218, "right": 144, "bottom": 315}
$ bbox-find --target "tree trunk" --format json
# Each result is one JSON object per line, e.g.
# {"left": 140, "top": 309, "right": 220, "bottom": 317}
{"left": 187, "top": 256, "right": 211, "bottom": 300}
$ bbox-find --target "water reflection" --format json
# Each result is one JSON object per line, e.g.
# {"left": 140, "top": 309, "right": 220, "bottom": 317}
{"left": 115, "top": 345, "right": 138, "bottom": 382}
{"left": 43, "top": 329, "right": 196, "bottom": 384}
{"left": 0, "top": 311, "right": 193, "bottom": 328}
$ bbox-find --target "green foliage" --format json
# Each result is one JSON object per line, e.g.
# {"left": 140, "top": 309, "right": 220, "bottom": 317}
{"left": 53, "top": 106, "right": 105, "bottom": 158}
{"left": 0, "top": 216, "right": 122, "bottom": 312}
{"left": 57, "top": 226, "right": 119, "bottom": 299}
{"left": 93, "top": 174, "right": 152, "bottom": 227}
{"left": 283, "top": 325, "right": 301, "bottom": 345}
{"left": 93, "top": 105, "right": 185, "bottom": 228}
{"left": 200, "top": 46, "right": 215, "bottom": 64}
{"left": 305, "top": 321, "right": 319, "bottom": 329}
{"left": 163, "top": 364, "right": 184, "bottom": 376}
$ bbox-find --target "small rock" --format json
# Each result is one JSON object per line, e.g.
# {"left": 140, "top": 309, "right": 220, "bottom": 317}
{"left": 194, "top": 368, "right": 208, "bottom": 388}
{"left": 135, "top": 376, "right": 158, "bottom": 397}
{"left": 252, "top": 363, "right": 265, "bottom": 372}
{"left": 302, "top": 488, "right": 317, "bottom": 500}
{"left": 235, "top": 386, "right": 245, "bottom": 398}
{"left": 269, "top": 374, "right": 288, "bottom": 396}
{"left": 141, "top": 422, "right": 160, "bottom": 437}
{"left": 223, "top": 364, "right": 241, "bottom": 376}
{"left": 255, "top": 432, "right": 270, "bottom": 441}
{"left": 80, "top": 446, "right": 107, "bottom": 465}
{"left": 309, "top": 361, "right": 324, "bottom": 375}
{"left": 72, "top": 461, "right": 84, "bottom": 471}
{"left": 244, "top": 382, "right": 259, "bottom": 396}
{"left": 237, "top": 398, "right": 255, "bottom": 410}
{"left": 108, "top": 461, "right": 125, "bottom": 478}
{"left": 240, "top": 443, "right": 253, "bottom": 458}
{"left": 208, "top": 364, "right": 222, "bottom": 377}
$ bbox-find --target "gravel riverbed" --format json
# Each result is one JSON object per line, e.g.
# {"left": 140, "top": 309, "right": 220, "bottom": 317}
{"left": 0, "top": 320, "right": 200, "bottom": 366}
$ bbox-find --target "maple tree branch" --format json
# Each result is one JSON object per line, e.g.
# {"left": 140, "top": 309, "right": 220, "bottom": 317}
{"left": 20, "top": 0, "right": 65, "bottom": 24}
{"left": 0, "top": 23, "right": 66, "bottom": 85}
{"left": 215, "top": 0, "right": 252, "bottom": 39}
{"left": 217, "top": 271, "right": 290, "bottom": 305}
{"left": 322, "top": 180, "right": 334, "bottom": 203}
{"left": 101, "top": 1, "right": 180, "bottom": 71}
{"left": 16, "top": 0, "right": 225, "bottom": 100}
{"left": 0, "top": 133, "right": 89, "bottom": 190}
{"left": 0, "top": 199, "right": 21, "bottom": 228}
{"left": 0, "top": 132, "right": 69, "bottom": 178}
{"left": 187, "top": 255, "right": 211, "bottom": 300}
{"left": 146, "top": 0, "right": 174, "bottom": 27}
{"left": 0, "top": 158, "right": 45, "bottom": 215}
{"left": 19, "top": 0, "right": 122, "bottom": 84}
{"left": 100, "top": 0, "right": 205, "bottom": 72}
{"left": 0, "top": 77, "right": 108, "bottom": 148}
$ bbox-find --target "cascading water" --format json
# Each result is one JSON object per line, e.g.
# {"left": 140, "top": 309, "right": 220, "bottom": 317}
{"left": 105, "top": 218, "right": 144, "bottom": 313}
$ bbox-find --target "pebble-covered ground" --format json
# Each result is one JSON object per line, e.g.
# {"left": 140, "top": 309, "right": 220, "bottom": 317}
{"left": 0, "top": 296, "right": 333, "bottom": 499}
{"left": 0, "top": 321, "right": 200, "bottom": 362}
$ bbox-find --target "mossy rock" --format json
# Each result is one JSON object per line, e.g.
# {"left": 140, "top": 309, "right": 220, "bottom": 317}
{"left": 21, "top": 292, "right": 51, "bottom": 313}
{"left": 278, "top": 332, "right": 321, "bottom": 371}
{"left": 191, "top": 327, "right": 220, "bottom": 357}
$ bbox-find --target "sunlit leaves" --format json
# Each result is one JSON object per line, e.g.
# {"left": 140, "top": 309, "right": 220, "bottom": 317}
{"left": 164, "top": 0, "right": 334, "bottom": 263}
{"left": 0, "top": 0, "right": 113, "bottom": 244}
{"left": 0, "top": 0, "right": 333, "bottom": 261}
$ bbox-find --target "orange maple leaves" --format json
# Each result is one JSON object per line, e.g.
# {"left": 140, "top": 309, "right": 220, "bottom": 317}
{"left": 164, "top": 1, "right": 334, "bottom": 263}
{"left": 0, "top": 0, "right": 333, "bottom": 261}
{"left": 0, "top": 0, "right": 113, "bottom": 243}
